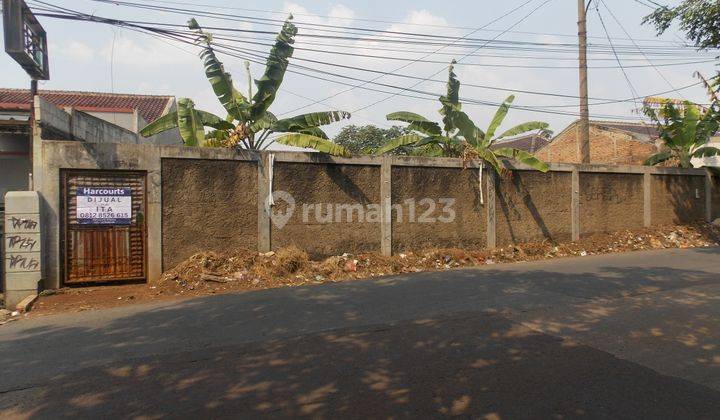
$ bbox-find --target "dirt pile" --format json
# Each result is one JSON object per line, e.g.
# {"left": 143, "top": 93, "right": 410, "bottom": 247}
{"left": 156, "top": 223, "right": 720, "bottom": 296}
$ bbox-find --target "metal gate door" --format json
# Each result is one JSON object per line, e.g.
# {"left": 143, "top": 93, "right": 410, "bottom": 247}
{"left": 61, "top": 170, "right": 146, "bottom": 284}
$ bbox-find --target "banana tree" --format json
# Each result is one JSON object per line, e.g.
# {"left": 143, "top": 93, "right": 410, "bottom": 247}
{"left": 140, "top": 16, "right": 351, "bottom": 156}
{"left": 376, "top": 61, "right": 550, "bottom": 173}
{"left": 643, "top": 100, "right": 720, "bottom": 168}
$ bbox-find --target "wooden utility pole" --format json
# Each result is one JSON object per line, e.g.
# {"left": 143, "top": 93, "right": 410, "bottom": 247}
{"left": 577, "top": 0, "right": 591, "bottom": 163}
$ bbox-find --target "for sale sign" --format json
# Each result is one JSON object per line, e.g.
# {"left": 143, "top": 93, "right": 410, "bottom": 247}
{"left": 76, "top": 187, "right": 132, "bottom": 225}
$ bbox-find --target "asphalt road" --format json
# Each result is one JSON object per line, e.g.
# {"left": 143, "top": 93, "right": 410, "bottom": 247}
{"left": 1, "top": 247, "right": 720, "bottom": 418}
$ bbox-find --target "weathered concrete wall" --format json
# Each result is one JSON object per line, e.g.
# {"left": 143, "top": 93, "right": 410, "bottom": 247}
{"left": 580, "top": 173, "right": 644, "bottom": 234}
{"left": 271, "top": 162, "right": 381, "bottom": 258}
{"left": 70, "top": 109, "right": 140, "bottom": 144}
{"left": 496, "top": 171, "right": 573, "bottom": 245}
{"left": 712, "top": 176, "right": 720, "bottom": 221}
{"left": 651, "top": 174, "right": 706, "bottom": 225}
{"left": 3, "top": 191, "right": 42, "bottom": 307}
{"left": 35, "top": 139, "right": 712, "bottom": 290}
{"left": 161, "top": 158, "right": 258, "bottom": 269}
{"left": 39, "top": 141, "right": 163, "bottom": 289}
{"left": 391, "top": 166, "right": 486, "bottom": 252}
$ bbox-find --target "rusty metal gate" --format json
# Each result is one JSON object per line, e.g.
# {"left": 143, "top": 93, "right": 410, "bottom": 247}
{"left": 61, "top": 170, "right": 147, "bottom": 285}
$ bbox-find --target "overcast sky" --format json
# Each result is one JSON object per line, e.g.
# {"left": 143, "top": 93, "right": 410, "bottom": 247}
{"left": 2, "top": 0, "right": 718, "bottom": 141}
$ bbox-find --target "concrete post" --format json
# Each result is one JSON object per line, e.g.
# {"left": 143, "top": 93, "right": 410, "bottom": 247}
{"left": 486, "top": 169, "right": 497, "bottom": 249}
{"left": 643, "top": 171, "right": 652, "bottom": 227}
{"left": 706, "top": 169, "right": 713, "bottom": 223}
{"left": 380, "top": 156, "right": 392, "bottom": 256}
{"left": 3, "top": 191, "right": 41, "bottom": 308}
{"left": 257, "top": 153, "right": 271, "bottom": 253}
{"left": 571, "top": 168, "right": 580, "bottom": 241}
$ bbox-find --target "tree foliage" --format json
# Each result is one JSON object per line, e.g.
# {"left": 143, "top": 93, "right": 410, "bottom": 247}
{"left": 643, "top": 0, "right": 720, "bottom": 51}
{"left": 333, "top": 125, "right": 413, "bottom": 154}
{"left": 375, "top": 61, "right": 551, "bottom": 174}
{"left": 643, "top": 100, "right": 720, "bottom": 168}
{"left": 141, "top": 16, "right": 351, "bottom": 156}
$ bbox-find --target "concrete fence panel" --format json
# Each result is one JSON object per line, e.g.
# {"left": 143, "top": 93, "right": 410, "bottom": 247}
{"left": 495, "top": 171, "right": 573, "bottom": 246}
{"left": 712, "top": 176, "right": 720, "bottom": 221}
{"left": 34, "top": 140, "right": 715, "bottom": 289}
{"left": 391, "top": 166, "right": 487, "bottom": 253}
{"left": 161, "top": 158, "right": 259, "bottom": 270}
{"left": 271, "top": 162, "right": 381, "bottom": 258}
{"left": 651, "top": 174, "right": 706, "bottom": 225}
{"left": 580, "top": 173, "right": 644, "bottom": 235}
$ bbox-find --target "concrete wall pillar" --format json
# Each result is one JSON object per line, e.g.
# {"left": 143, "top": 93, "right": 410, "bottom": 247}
{"left": 486, "top": 170, "right": 497, "bottom": 249}
{"left": 643, "top": 171, "right": 652, "bottom": 227}
{"left": 571, "top": 168, "right": 580, "bottom": 241}
{"left": 380, "top": 156, "right": 392, "bottom": 256}
{"left": 3, "top": 191, "right": 42, "bottom": 308}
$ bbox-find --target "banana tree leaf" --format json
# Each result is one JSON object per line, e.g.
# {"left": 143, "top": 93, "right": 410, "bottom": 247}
{"left": 386, "top": 111, "right": 432, "bottom": 123}
{"left": 387, "top": 111, "right": 441, "bottom": 136}
{"left": 176, "top": 98, "right": 206, "bottom": 147}
{"left": 692, "top": 146, "right": 720, "bottom": 158}
{"left": 375, "top": 134, "right": 424, "bottom": 155}
{"left": 193, "top": 20, "right": 250, "bottom": 121}
{"left": 414, "top": 135, "right": 449, "bottom": 148}
{"left": 473, "top": 147, "right": 504, "bottom": 174}
{"left": 295, "top": 127, "right": 329, "bottom": 139}
{"left": 251, "top": 17, "right": 298, "bottom": 119}
{"left": 410, "top": 143, "right": 445, "bottom": 157}
{"left": 644, "top": 151, "right": 673, "bottom": 166}
{"left": 495, "top": 121, "right": 549, "bottom": 141}
{"left": 439, "top": 60, "right": 461, "bottom": 134}
{"left": 486, "top": 95, "right": 515, "bottom": 141}
{"left": 140, "top": 112, "right": 178, "bottom": 137}
{"left": 248, "top": 111, "right": 278, "bottom": 133}
{"left": 450, "top": 110, "right": 484, "bottom": 146}
{"left": 196, "top": 110, "right": 235, "bottom": 130}
{"left": 493, "top": 147, "right": 549, "bottom": 172}
{"left": 272, "top": 111, "right": 350, "bottom": 132}
{"left": 406, "top": 121, "right": 443, "bottom": 136}
{"left": 274, "top": 133, "right": 350, "bottom": 156}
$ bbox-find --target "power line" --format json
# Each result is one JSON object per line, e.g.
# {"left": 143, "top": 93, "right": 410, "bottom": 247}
{"left": 87, "top": 0, "right": 708, "bottom": 53}
{"left": 352, "top": 0, "right": 556, "bottom": 114}
{"left": 28, "top": 1, "right": 706, "bottom": 122}
{"left": 280, "top": 0, "right": 540, "bottom": 116}
{"left": 594, "top": 0, "right": 642, "bottom": 113}
{"left": 599, "top": 0, "right": 683, "bottom": 99}
{"left": 95, "top": 0, "right": 689, "bottom": 45}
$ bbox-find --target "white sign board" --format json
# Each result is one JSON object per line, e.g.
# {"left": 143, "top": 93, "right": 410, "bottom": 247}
{"left": 76, "top": 187, "right": 132, "bottom": 225}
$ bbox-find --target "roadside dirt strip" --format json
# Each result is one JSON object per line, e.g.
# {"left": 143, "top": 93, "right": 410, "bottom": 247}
{"left": 1, "top": 248, "right": 719, "bottom": 418}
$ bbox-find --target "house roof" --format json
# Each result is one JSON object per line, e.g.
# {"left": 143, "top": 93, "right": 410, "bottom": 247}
{"left": 0, "top": 88, "right": 174, "bottom": 122}
{"left": 590, "top": 120, "right": 660, "bottom": 141}
{"left": 490, "top": 134, "right": 550, "bottom": 153}
{"left": 536, "top": 119, "right": 661, "bottom": 152}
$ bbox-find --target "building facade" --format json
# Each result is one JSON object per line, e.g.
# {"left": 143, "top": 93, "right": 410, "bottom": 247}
{"left": 0, "top": 88, "right": 180, "bottom": 208}
{"left": 534, "top": 120, "right": 661, "bottom": 165}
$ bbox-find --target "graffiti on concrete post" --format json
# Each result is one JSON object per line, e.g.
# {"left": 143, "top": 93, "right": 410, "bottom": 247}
{"left": 9, "top": 216, "right": 38, "bottom": 230}
{"left": 6, "top": 235, "right": 38, "bottom": 251}
{"left": 7, "top": 254, "right": 40, "bottom": 271}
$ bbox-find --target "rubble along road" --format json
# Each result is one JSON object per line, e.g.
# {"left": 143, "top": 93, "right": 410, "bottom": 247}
{"left": 1, "top": 247, "right": 720, "bottom": 418}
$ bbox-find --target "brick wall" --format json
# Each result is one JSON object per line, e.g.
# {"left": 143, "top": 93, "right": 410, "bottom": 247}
{"left": 536, "top": 124, "right": 658, "bottom": 165}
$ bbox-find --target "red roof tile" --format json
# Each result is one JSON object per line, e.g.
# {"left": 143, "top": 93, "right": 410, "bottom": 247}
{"left": 0, "top": 88, "right": 174, "bottom": 122}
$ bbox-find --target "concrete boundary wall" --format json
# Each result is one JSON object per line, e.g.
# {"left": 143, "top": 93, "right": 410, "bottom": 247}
{"left": 36, "top": 140, "right": 713, "bottom": 290}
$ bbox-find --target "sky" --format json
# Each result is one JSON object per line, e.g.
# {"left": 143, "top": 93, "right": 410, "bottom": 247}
{"left": 2, "top": 0, "right": 718, "bottom": 141}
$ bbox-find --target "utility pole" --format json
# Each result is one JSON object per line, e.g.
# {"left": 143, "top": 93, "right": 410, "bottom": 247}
{"left": 577, "top": 0, "right": 591, "bottom": 163}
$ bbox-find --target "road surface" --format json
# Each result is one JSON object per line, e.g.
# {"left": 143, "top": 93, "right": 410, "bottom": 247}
{"left": 1, "top": 247, "right": 719, "bottom": 418}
